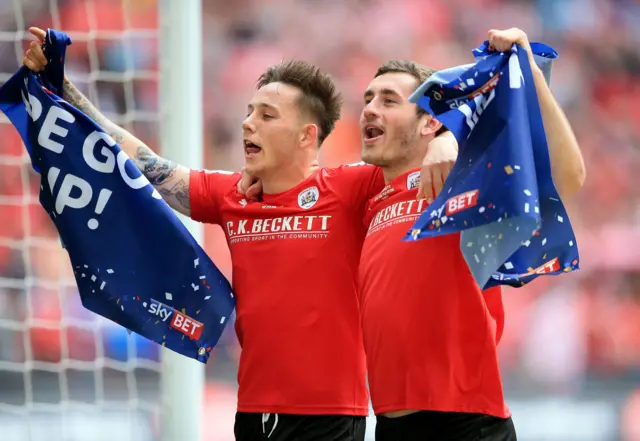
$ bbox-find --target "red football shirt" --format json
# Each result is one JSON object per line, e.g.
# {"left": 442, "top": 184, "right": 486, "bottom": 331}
{"left": 190, "top": 164, "right": 383, "bottom": 416}
{"left": 359, "top": 169, "right": 510, "bottom": 418}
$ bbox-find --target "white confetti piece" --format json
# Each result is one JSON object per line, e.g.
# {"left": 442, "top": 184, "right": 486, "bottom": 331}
{"left": 194, "top": 258, "right": 199, "bottom": 268}
{"left": 467, "top": 78, "right": 475, "bottom": 86}
{"left": 441, "top": 216, "right": 448, "bottom": 224}
{"left": 191, "top": 284, "right": 199, "bottom": 291}
{"left": 100, "top": 282, "right": 106, "bottom": 290}
{"left": 523, "top": 189, "right": 532, "bottom": 196}
{"left": 230, "top": 292, "right": 234, "bottom": 298}
{"left": 467, "top": 242, "right": 474, "bottom": 247}
{"left": 481, "top": 246, "right": 486, "bottom": 254}
{"left": 143, "top": 302, "right": 148, "bottom": 308}
{"left": 199, "top": 276, "right": 206, "bottom": 280}
{"left": 542, "top": 238, "right": 547, "bottom": 246}
{"left": 106, "top": 269, "right": 114, "bottom": 274}
{"left": 220, "top": 317, "right": 226, "bottom": 324}
{"left": 523, "top": 240, "right": 531, "bottom": 247}
{"left": 204, "top": 296, "right": 211, "bottom": 300}
{"left": 165, "top": 293, "right": 173, "bottom": 301}
{"left": 504, "top": 262, "right": 514, "bottom": 270}
{"left": 474, "top": 254, "right": 480, "bottom": 263}
{"left": 524, "top": 203, "right": 530, "bottom": 213}
{"left": 569, "top": 241, "right": 574, "bottom": 246}
{"left": 84, "top": 265, "right": 88, "bottom": 268}
{"left": 534, "top": 206, "right": 539, "bottom": 214}
{"left": 557, "top": 215, "right": 564, "bottom": 223}
{"left": 121, "top": 305, "right": 124, "bottom": 311}
{"left": 514, "top": 165, "right": 521, "bottom": 170}
{"left": 550, "top": 197, "right": 559, "bottom": 201}
{"left": 91, "top": 275, "right": 97, "bottom": 282}
{"left": 479, "top": 206, "right": 486, "bottom": 213}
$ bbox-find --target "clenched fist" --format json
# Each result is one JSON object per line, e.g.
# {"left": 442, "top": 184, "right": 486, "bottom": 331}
{"left": 23, "top": 27, "right": 48, "bottom": 72}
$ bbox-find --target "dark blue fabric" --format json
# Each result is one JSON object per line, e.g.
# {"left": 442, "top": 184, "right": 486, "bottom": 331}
{"left": 0, "top": 30, "right": 235, "bottom": 363}
{"left": 406, "top": 42, "right": 579, "bottom": 289}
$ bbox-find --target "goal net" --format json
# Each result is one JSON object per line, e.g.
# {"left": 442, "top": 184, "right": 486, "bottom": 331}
{"left": 0, "top": 1, "right": 162, "bottom": 440}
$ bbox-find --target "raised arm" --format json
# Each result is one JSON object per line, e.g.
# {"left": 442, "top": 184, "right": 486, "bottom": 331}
{"left": 24, "top": 27, "right": 192, "bottom": 216}
{"left": 61, "top": 78, "right": 192, "bottom": 215}
{"left": 488, "top": 28, "right": 586, "bottom": 199}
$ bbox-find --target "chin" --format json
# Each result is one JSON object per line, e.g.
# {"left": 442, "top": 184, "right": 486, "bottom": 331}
{"left": 361, "top": 150, "right": 384, "bottom": 167}
{"left": 243, "top": 162, "right": 264, "bottom": 177}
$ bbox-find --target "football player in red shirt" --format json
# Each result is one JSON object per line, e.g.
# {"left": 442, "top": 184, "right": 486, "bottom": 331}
{"left": 358, "top": 28, "right": 585, "bottom": 441}
{"left": 24, "top": 27, "right": 455, "bottom": 441}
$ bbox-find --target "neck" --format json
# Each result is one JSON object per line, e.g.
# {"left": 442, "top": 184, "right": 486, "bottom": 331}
{"left": 381, "top": 155, "right": 424, "bottom": 184}
{"left": 261, "top": 162, "right": 316, "bottom": 194}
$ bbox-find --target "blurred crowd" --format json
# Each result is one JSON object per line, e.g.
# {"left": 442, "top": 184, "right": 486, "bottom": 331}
{"left": 0, "top": 0, "right": 639, "bottom": 409}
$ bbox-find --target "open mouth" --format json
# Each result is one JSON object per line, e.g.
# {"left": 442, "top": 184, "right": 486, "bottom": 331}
{"left": 363, "top": 124, "right": 385, "bottom": 143}
{"left": 244, "top": 140, "right": 262, "bottom": 155}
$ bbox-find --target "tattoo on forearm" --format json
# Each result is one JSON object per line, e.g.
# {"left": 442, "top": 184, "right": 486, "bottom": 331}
{"left": 135, "top": 146, "right": 190, "bottom": 211}
{"left": 62, "top": 78, "right": 127, "bottom": 145}
{"left": 134, "top": 146, "right": 176, "bottom": 185}
{"left": 159, "top": 180, "right": 190, "bottom": 211}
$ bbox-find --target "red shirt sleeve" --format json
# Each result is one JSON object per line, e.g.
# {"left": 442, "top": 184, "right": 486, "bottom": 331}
{"left": 331, "top": 162, "right": 385, "bottom": 207}
{"left": 189, "top": 169, "right": 241, "bottom": 225}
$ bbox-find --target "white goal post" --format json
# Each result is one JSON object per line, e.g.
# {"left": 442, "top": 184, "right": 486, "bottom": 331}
{"left": 157, "top": 1, "right": 206, "bottom": 441}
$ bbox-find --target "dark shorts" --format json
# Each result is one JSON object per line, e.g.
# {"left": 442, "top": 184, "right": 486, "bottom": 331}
{"left": 234, "top": 411, "right": 366, "bottom": 441}
{"left": 375, "top": 410, "right": 517, "bottom": 441}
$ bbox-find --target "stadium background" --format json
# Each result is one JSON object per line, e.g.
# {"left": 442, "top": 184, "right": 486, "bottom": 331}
{"left": 0, "top": 0, "right": 639, "bottom": 440}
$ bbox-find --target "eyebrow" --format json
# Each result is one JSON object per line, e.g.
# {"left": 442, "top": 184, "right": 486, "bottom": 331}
{"left": 363, "top": 88, "right": 402, "bottom": 100}
{"left": 247, "top": 102, "right": 279, "bottom": 113}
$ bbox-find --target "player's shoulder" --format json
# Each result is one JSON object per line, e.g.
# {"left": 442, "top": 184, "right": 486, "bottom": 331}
{"left": 196, "top": 168, "right": 242, "bottom": 186}
{"left": 321, "top": 162, "right": 379, "bottom": 180}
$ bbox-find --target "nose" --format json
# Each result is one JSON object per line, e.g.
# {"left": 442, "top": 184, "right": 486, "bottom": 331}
{"left": 242, "top": 115, "right": 255, "bottom": 133}
{"left": 362, "top": 101, "right": 380, "bottom": 121}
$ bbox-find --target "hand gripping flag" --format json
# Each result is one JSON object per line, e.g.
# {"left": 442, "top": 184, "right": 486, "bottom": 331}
{"left": 406, "top": 42, "right": 579, "bottom": 289}
{"left": 0, "top": 29, "right": 235, "bottom": 363}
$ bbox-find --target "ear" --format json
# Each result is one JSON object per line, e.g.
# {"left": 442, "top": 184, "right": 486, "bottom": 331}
{"left": 420, "top": 114, "right": 443, "bottom": 137}
{"left": 300, "top": 123, "right": 319, "bottom": 148}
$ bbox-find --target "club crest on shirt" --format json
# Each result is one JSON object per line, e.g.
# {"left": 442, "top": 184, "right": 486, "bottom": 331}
{"left": 298, "top": 186, "right": 319, "bottom": 209}
{"left": 407, "top": 171, "right": 420, "bottom": 190}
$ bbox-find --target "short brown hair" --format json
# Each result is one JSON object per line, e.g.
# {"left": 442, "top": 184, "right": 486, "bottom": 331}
{"left": 375, "top": 60, "right": 447, "bottom": 134}
{"left": 375, "top": 60, "right": 437, "bottom": 117}
{"left": 257, "top": 60, "right": 342, "bottom": 145}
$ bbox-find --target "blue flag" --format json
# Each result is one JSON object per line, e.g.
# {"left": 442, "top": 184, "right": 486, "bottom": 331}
{"left": 0, "top": 29, "right": 235, "bottom": 363}
{"left": 406, "top": 42, "right": 579, "bottom": 289}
